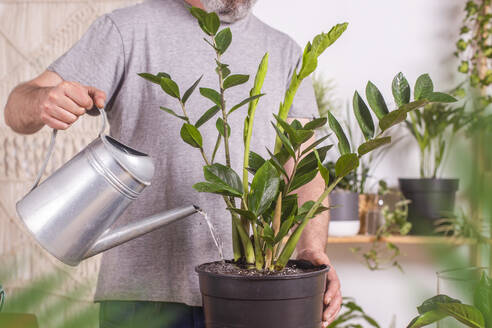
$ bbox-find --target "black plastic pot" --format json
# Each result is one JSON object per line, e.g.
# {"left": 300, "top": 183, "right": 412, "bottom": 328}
{"left": 399, "top": 178, "right": 459, "bottom": 235}
{"left": 0, "top": 313, "right": 38, "bottom": 327}
{"left": 196, "top": 260, "right": 329, "bottom": 328}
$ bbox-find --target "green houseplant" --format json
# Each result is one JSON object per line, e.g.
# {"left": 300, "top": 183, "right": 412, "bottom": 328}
{"left": 0, "top": 285, "right": 39, "bottom": 328}
{"left": 139, "top": 7, "right": 456, "bottom": 327}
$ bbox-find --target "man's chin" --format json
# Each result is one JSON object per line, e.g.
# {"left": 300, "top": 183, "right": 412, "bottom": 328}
{"left": 202, "top": 0, "right": 258, "bottom": 23}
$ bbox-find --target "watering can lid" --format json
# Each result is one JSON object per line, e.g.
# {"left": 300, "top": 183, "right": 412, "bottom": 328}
{"left": 102, "top": 135, "right": 155, "bottom": 185}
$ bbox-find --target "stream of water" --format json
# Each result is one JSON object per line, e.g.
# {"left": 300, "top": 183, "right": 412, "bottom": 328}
{"left": 197, "top": 210, "right": 225, "bottom": 262}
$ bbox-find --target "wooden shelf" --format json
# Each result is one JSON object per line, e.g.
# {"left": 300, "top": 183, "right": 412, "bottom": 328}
{"left": 327, "top": 235, "right": 480, "bottom": 245}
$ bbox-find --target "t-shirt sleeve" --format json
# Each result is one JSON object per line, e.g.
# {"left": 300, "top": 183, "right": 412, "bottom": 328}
{"left": 47, "top": 15, "right": 125, "bottom": 112}
{"left": 286, "top": 44, "right": 319, "bottom": 119}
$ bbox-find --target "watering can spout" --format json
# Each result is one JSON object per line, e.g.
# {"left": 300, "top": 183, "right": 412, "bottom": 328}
{"left": 83, "top": 205, "right": 199, "bottom": 260}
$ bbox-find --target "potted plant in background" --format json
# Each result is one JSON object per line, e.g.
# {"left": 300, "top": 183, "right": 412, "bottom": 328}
{"left": 396, "top": 73, "right": 469, "bottom": 234}
{"left": 140, "top": 7, "right": 455, "bottom": 327}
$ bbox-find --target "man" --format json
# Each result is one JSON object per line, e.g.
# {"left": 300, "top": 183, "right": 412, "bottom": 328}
{"left": 4, "top": 0, "right": 342, "bottom": 326}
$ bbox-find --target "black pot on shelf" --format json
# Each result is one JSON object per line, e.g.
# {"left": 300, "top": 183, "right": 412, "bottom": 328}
{"left": 329, "top": 190, "right": 360, "bottom": 236}
{"left": 196, "top": 260, "right": 329, "bottom": 328}
{"left": 399, "top": 178, "right": 459, "bottom": 235}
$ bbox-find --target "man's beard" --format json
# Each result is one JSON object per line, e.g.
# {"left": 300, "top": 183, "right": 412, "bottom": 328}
{"left": 201, "top": 0, "right": 257, "bottom": 23}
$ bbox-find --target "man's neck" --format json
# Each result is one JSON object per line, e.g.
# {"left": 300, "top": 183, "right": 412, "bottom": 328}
{"left": 184, "top": 0, "right": 204, "bottom": 10}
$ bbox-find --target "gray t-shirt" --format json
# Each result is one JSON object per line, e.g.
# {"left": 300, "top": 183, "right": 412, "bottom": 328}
{"left": 48, "top": 0, "right": 317, "bottom": 306}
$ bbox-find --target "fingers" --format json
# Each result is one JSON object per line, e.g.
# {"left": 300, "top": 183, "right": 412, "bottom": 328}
{"left": 323, "top": 289, "right": 342, "bottom": 324}
{"left": 324, "top": 268, "right": 341, "bottom": 304}
{"left": 60, "top": 81, "right": 94, "bottom": 109}
{"left": 86, "top": 85, "right": 106, "bottom": 109}
{"left": 56, "top": 95, "right": 86, "bottom": 117}
{"left": 40, "top": 112, "right": 70, "bottom": 130}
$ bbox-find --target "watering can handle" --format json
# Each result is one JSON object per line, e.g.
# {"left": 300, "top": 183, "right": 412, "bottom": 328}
{"left": 30, "top": 106, "right": 108, "bottom": 192}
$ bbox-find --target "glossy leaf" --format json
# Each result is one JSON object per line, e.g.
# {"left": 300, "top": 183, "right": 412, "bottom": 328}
{"left": 299, "top": 48, "right": 318, "bottom": 79}
{"left": 227, "top": 208, "right": 257, "bottom": 222}
{"left": 353, "top": 91, "right": 375, "bottom": 140}
{"left": 438, "top": 303, "right": 485, "bottom": 328}
{"left": 301, "top": 135, "right": 332, "bottom": 156}
{"left": 266, "top": 148, "right": 289, "bottom": 179}
{"left": 414, "top": 74, "right": 434, "bottom": 100}
{"left": 304, "top": 117, "right": 327, "bottom": 130}
{"left": 204, "top": 163, "right": 243, "bottom": 196}
{"left": 223, "top": 74, "right": 249, "bottom": 89}
{"left": 138, "top": 72, "right": 164, "bottom": 85}
{"left": 216, "top": 61, "right": 231, "bottom": 78}
{"left": 296, "top": 145, "right": 331, "bottom": 176}
{"left": 182, "top": 75, "right": 203, "bottom": 104}
{"left": 200, "top": 87, "right": 222, "bottom": 106}
{"left": 261, "top": 224, "right": 275, "bottom": 246}
{"left": 407, "top": 311, "right": 447, "bottom": 328}
{"left": 365, "top": 81, "right": 389, "bottom": 120}
{"left": 160, "top": 77, "right": 180, "bottom": 99}
{"left": 180, "top": 123, "right": 202, "bottom": 148}
{"left": 417, "top": 295, "right": 461, "bottom": 314}
{"left": 392, "top": 72, "right": 411, "bottom": 107}
{"left": 248, "top": 161, "right": 280, "bottom": 216}
{"left": 215, "top": 28, "right": 232, "bottom": 54}
{"left": 314, "top": 149, "right": 330, "bottom": 185}
{"left": 247, "top": 151, "right": 266, "bottom": 174}
{"left": 427, "top": 92, "right": 458, "bottom": 103}
{"left": 335, "top": 153, "right": 359, "bottom": 177}
{"left": 229, "top": 94, "right": 265, "bottom": 115}
{"left": 274, "top": 215, "right": 295, "bottom": 243}
{"left": 379, "top": 100, "right": 428, "bottom": 131}
{"left": 216, "top": 117, "right": 231, "bottom": 137}
{"left": 289, "top": 170, "right": 318, "bottom": 193}
{"left": 311, "top": 23, "right": 349, "bottom": 57}
{"left": 193, "top": 182, "right": 241, "bottom": 197}
{"left": 357, "top": 137, "right": 391, "bottom": 156}
{"left": 271, "top": 123, "right": 295, "bottom": 158}
{"left": 297, "top": 201, "right": 330, "bottom": 221}
{"left": 327, "top": 111, "right": 350, "bottom": 155}
{"left": 159, "top": 107, "right": 186, "bottom": 121}
{"left": 195, "top": 105, "right": 220, "bottom": 128}
{"left": 204, "top": 12, "right": 220, "bottom": 36}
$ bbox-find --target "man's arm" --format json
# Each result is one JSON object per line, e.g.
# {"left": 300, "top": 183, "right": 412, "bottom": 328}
{"left": 285, "top": 118, "right": 342, "bottom": 326}
{"left": 4, "top": 70, "right": 106, "bottom": 134}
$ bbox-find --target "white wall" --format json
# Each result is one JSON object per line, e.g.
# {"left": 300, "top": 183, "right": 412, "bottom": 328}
{"left": 253, "top": 1, "right": 467, "bottom": 327}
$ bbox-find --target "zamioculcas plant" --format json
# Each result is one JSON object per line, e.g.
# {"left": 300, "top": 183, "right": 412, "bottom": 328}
{"left": 139, "top": 7, "right": 455, "bottom": 271}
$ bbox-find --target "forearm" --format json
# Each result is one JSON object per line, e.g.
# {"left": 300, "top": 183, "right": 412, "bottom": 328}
{"left": 296, "top": 173, "right": 330, "bottom": 253}
{"left": 5, "top": 82, "right": 46, "bottom": 134}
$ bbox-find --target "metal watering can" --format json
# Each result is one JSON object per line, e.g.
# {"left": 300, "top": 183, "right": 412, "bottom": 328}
{"left": 16, "top": 107, "right": 198, "bottom": 266}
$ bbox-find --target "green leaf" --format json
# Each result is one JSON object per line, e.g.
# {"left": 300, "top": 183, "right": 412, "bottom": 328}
{"left": 248, "top": 151, "right": 266, "bottom": 173}
{"left": 407, "top": 311, "right": 447, "bottom": 328}
{"left": 365, "top": 81, "right": 389, "bottom": 120}
{"left": 200, "top": 87, "right": 222, "bottom": 106}
{"left": 248, "top": 161, "right": 280, "bottom": 216}
{"left": 189, "top": 7, "right": 207, "bottom": 23}
{"left": 414, "top": 74, "right": 434, "bottom": 100}
{"left": 298, "top": 48, "right": 318, "bottom": 79}
{"left": 304, "top": 117, "right": 327, "bottom": 130}
{"left": 216, "top": 117, "right": 231, "bottom": 137}
{"left": 204, "top": 163, "right": 243, "bottom": 195}
{"left": 261, "top": 224, "right": 275, "bottom": 246}
{"left": 417, "top": 295, "right": 461, "bottom": 314}
{"left": 266, "top": 148, "right": 289, "bottom": 179}
{"left": 335, "top": 153, "right": 359, "bottom": 177}
{"left": 182, "top": 75, "right": 203, "bottom": 104}
{"left": 223, "top": 74, "right": 250, "bottom": 89}
{"left": 289, "top": 170, "right": 318, "bottom": 193}
{"left": 227, "top": 208, "right": 257, "bottom": 222}
{"left": 474, "top": 273, "right": 492, "bottom": 327}
{"left": 138, "top": 72, "right": 164, "bottom": 85}
{"left": 193, "top": 182, "right": 241, "bottom": 197}
{"left": 438, "top": 303, "right": 485, "bottom": 328}
{"left": 159, "top": 107, "right": 187, "bottom": 121}
{"left": 301, "top": 135, "right": 332, "bottom": 156}
{"left": 379, "top": 100, "right": 428, "bottom": 131}
{"left": 228, "top": 94, "right": 265, "bottom": 115}
{"left": 311, "top": 23, "right": 349, "bottom": 57}
{"left": 274, "top": 215, "right": 295, "bottom": 243}
{"left": 215, "top": 28, "right": 232, "bottom": 54}
{"left": 274, "top": 114, "right": 298, "bottom": 144}
{"left": 204, "top": 12, "right": 220, "bottom": 36}
{"left": 160, "top": 77, "right": 180, "bottom": 99}
{"left": 357, "top": 137, "right": 391, "bottom": 156}
{"left": 327, "top": 111, "right": 350, "bottom": 155}
{"left": 195, "top": 105, "right": 220, "bottom": 128}
{"left": 392, "top": 72, "right": 411, "bottom": 107}
{"left": 427, "top": 92, "right": 458, "bottom": 103}
{"left": 271, "top": 122, "right": 295, "bottom": 158}
{"left": 297, "top": 201, "right": 329, "bottom": 221}
{"left": 180, "top": 123, "right": 202, "bottom": 148}
{"left": 215, "top": 61, "right": 231, "bottom": 78}
{"left": 353, "top": 91, "right": 375, "bottom": 140}
{"left": 296, "top": 145, "right": 331, "bottom": 176}
{"left": 314, "top": 149, "right": 330, "bottom": 185}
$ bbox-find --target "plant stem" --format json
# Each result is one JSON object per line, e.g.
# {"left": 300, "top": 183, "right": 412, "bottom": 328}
{"left": 275, "top": 176, "right": 342, "bottom": 270}
{"left": 252, "top": 224, "right": 264, "bottom": 270}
